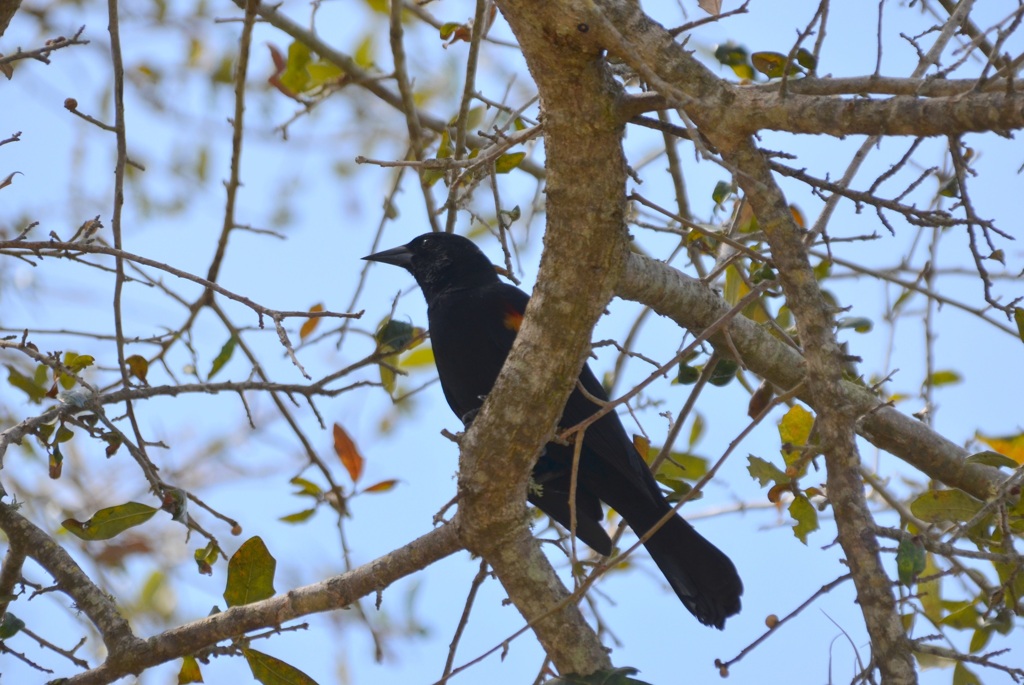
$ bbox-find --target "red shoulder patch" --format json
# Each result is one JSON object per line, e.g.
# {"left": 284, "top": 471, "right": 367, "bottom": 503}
{"left": 502, "top": 303, "right": 524, "bottom": 331}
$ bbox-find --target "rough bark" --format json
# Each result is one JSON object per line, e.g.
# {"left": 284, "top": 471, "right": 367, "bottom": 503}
{"left": 451, "top": 1, "right": 630, "bottom": 676}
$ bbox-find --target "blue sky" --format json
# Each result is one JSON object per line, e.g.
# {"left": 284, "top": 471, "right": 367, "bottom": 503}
{"left": 1, "top": 1, "right": 1022, "bottom": 683}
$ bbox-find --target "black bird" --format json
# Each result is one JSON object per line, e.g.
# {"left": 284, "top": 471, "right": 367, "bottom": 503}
{"left": 364, "top": 232, "right": 742, "bottom": 628}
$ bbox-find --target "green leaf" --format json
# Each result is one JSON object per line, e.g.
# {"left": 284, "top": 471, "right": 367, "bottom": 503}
{"left": 289, "top": 476, "right": 323, "bottom": 497}
{"left": 707, "top": 358, "right": 738, "bottom": 386}
{"left": 60, "top": 351, "right": 96, "bottom": 389}
{"left": 926, "top": 370, "right": 961, "bottom": 387}
{"left": 940, "top": 601, "right": 979, "bottom": 630}
{"left": 224, "top": 537, "right": 276, "bottom": 607}
{"left": 63, "top": 351, "right": 95, "bottom": 373}
{"left": 688, "top": 413, "right": 705, "bottom": 448}
{"left": 279, "top": 40, "right": 312, "bottom": 94}
{"left": 439, "top": 22, "right": 463, "bottom": 40}
{"left": 306, "top": 60, "right": 343, "bottom": 88}
{"left": 968, "top": 627, "right": 992, "bottom": 654}
{"left": 909, "top": 490, "right": 985, "bottom": 524}
{"left": 789, "top": 495, "right": 818, "bottom": 543}
{"left": 494, "top": 152, "right": 526, "bottom": 174}
{"left": 243, "top": 647, "right": 319, "bottom": 685}
{"left": 795, "top": 47, "right": 817, "bottom": 70}
{"left": 178, "top": 655, "right": 204, "bottom": 684}
{"left": 675, "top": 363, "right": 700, "bottom": 384}
{"left": 208, "top": 335, "right": 238, "bottom": 379}
{"left": 711, "top": 180, "right": 733, "bottom": 206}
{"left": 747, "top": 455, "right": 787, "bottom": 487}
{"left": 1014, "top": 307, "right": 1024, "bottom": 344}
{"left": 953, "top": 662, "right": 981, "bottom": 685}
{"left": 751, "top": 265, "right": 776, "bottom": 284}
{"left": 279, "top": 508, "right": 317, "bottom": 524}
{"left": 62, "top": 502, "right": 159, "bottom": 541}
{"left": 6, "top": 364, "right": 48, "bottom": 403}
{"left": 465, "top": 106, "right": 485, "bottom": 131}
{"left": 919, "top": 553, "right": 942, "bottom": 621}
{"left": 0, "top": 612, "right": 25, "bottom": 639}
{"left": 194, "top": 542, "right": 220, "bottom": 576}
{"left": 812, "top": 259, "right": 831, "bottom": 280}
{"left": 964, "top": 450, "right": 1018, "bottom": 469}
{"left": 353, "top": 34, "right": 375, "bottom": 69}
{"left": 651, "top": 451, "right": 709, "bottom": 482}
{"left": 435, "top": 128, "right": 453, "bottom": 160}
{"left": 896, "top": 536, "right": 926, "bottom": 586}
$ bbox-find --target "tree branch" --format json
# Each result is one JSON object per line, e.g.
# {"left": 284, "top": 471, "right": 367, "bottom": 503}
{"left": 0, "top": 503, "right": 143, "bottom": 659}
{"left": 616, "top": 254, "right": 1005, "bottom": 500}
{"left": 451, "top": 0, "right": 632, "bottom": 676}
{"left": 622, "top": 81, "right": 1024, "bottom": 138}
{"left": 59, "top": 523, "right": 461, "bottom": 684}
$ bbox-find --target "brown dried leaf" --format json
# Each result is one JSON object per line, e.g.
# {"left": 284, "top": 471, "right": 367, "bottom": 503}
{"left": 333, "top": 422, "right": 364, "bottom": 483}
{"left": 698, "top": 0, "right": 722, "bottom": 15}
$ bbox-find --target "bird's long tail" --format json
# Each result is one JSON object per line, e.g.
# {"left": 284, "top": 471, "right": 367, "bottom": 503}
{"left": 634, "top": 508, "right": 743, "bottom": 629}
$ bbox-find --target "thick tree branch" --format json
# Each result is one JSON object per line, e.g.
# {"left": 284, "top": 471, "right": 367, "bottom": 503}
{"left": 714, "top": 136, "right": 915, "bottom": 684}
{"left": 617, "top": 246, "right": 1005, "bottom": 497}
{"left": 59, "top": 523, "right": 461, "bottom": 684}
{"left": 0, "top": 503, "right": 144, "bottom": 659}
{"left": 584, "top": 4, "right": 1011, "bottom": 681}
{"left": 624, "top": 88, "right": 1024, "bottom": 138}
{"left": 451, "top": 0, "right": 630, "bottom": 676}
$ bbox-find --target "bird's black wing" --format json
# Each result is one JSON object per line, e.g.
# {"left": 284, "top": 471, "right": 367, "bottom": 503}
{"left": 428, "top": 282, "right": 609, "bottom": 551}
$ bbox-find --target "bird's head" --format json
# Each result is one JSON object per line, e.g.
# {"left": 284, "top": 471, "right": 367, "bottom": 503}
{"left": 363, "top": 232, "right": 499, "bottom": 299}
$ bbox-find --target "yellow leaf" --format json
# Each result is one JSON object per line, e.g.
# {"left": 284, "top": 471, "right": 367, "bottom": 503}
{"left": 279, "top": 40, "right": 312, "bottom": 94}
{"left": 633, "top": 434, "right": 651, "bottom": 461}
{"left": 307, "top": 61, "right": 343, "bottom": 87}
{"left": 354, "top": 34, "right": 375, "bottom": 69}
{"left": 178, "top": 655, "right": 203, "bottom": 684}
{"left": 300, "top": 303, "right": 324, "bottom": 341}
{"left": 126, "top": 355, "right": 149, "bottom": 383}
{"left": 400, "top": 345, "right": 435, "bottom": 369}
{"left": 495, "top": 152, "right": 526, "bottom": 174}
{"left": 975, "top": 432, "right": 1024, "bottom": 466}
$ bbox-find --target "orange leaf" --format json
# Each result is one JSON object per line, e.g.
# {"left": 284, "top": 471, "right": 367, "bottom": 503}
{"left": 333, "top": 423, "right": 364, "bottom": 483}
{"left": 363, "top": 479, "right": 398, "bottom": 494}
{"left": 300, "top": 303, "right": 325, "bottom": 341}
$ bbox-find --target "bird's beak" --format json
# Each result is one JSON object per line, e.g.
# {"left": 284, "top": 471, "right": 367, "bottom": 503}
{"left": 363, "top": 244, "right": 413, "bottom": 269}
